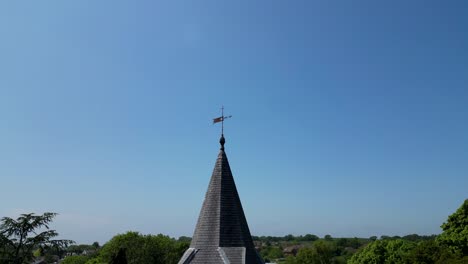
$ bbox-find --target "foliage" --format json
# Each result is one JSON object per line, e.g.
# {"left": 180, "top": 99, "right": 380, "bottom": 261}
{"left": 252, "top": 234, "right": 319, "bottom": 243}
{"left": 405, "top": 239, "right": 465, "bottom": 264}
{"left": 177, "top": 236, "right": 192, "bottom": 243}
{"left": 96, "top": 231, "right": 188, "bottom": 264}
{"left": 302, "top": 234, "right": 320, "bottom": 242}
{"left": 336, "top": 237, "right": 362, "bottom": 249}
{"left": 284, "top": 241, "right": 338, "bottom": 264}
{"left": 286, "top": 247, "right": 315, "bottom": 264}
{"left": 67, "top": 244, "right": 98, "bottom": 255}
{"left": 402, "top": 234, "right": 437, "bottom": 242}
{"left": 384, "top": 239, "right": 415, "bottom": 263}
{"left": 61, "top": 255, "right": 90, "bottom": 264}
{"left": 260, "top": 246, "right": 284, "bottom": 262}
{"left": 0, "top": 212, "right": 73, "bottom": 264}
{"left": 437, "top": 199, "right": 468, "bottom": 255}
{"left": 84, "top": 258, "right": 106, "bottom": 264}
{"left": 346, "top": 201, "right": 468, "bottom": 264}
{"left": 347, "top": 239, "right": 415, "bottom": 264}
{"left": 314, "top": 240, "right": 336, "bottom": 263}
{"left": 348, "top": 237, "right": 468, "bottom": 264}
{"left": 2, "top": 199, "right": 466, "bottom": 264}
{"left": 110, "top": 248, "right": 127, "bottom": 264}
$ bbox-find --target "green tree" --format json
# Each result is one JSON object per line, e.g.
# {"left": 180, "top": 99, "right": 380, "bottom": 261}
{"left": 284, "top": 255, "right": 298, "bottom": 264}
{"left": 177, "top": 236, "right": 191, "bottom": 243}
{"left": 404, "top": 239, "right": 465, "bottom": 264}
{"left": 437, "top": 199, "right": 468, "bottom": 255}
{"left": 297, "top": 234, "right": 319, "bottom": 242}
{"left": 92, "top": 242, "right": 100, "bottom": 249}
{"left": 347, "top": 240, "right": 386, "bottom": 264}
{"left": 348, "top": 239, "right": 415, "bottom": 264}
{"left": 294, "top": 247, "right": 316, "bottom": 264}
{"left": 97, "top": 231, "right": 188, "bottom": 264}
{"left": 84, "top": 258, "right": 105, "bottom": 264}
{"left": 286, "top": 241, "right": 336, "bottom": 264}
{"left": 384, "top": 239, "right": 415, "bottom": 263}
{"left": 260, "top": 246, "right": 283, "bottom": 261}
{"left": 0, "top": 212, "right": 73, "bottom": 264}
{"left": 67, "top": 244, "right": 98, "bottom": 255}
{"left": 61, "top": 255, "right": 90, "bottom": 264}
{"left": 314, "top": 240, "right": 336, "bottom": 264}
{"left": 110, "top": 248, "right": 127, "bottom": 264}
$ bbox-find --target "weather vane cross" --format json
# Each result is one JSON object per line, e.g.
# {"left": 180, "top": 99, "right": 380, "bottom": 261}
{"left": 213, "top": 106, "right": 232, "bottom": 135}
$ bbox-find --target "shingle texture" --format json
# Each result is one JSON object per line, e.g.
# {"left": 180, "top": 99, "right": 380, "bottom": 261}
{"left": 179, "top": 137, "right": 264, "bottom": 264}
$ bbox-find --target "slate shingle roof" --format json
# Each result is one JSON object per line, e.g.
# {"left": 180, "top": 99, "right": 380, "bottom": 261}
{"left": 179, "top": 136, "right": 264, "bottom": 264}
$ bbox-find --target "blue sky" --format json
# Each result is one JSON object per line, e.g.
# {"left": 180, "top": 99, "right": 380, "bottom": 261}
{"left": 1, "top": 0, "right": 467, "bottom": 244}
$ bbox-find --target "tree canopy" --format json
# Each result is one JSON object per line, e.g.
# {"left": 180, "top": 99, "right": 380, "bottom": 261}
{"left": 347, "top": 200, "right": 468, "bottom": 264}
{"left": 72, "top": 231, "right": 188, "bottom": 264}
{"left": 437, "top": 199, "right": 468, "bottom": 255}
{"left": 0, "top": 212, "right": 73, "bottom": 264}
{"left": 61, "top": 255, "right": 89, "bottom": 264}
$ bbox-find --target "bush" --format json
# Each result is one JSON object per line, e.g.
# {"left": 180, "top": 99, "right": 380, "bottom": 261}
{"left": 61, "top": 255, "right": 90, "bottom": 264}
{"left": 97, "top": 231, "right": 188, "bottom": 264}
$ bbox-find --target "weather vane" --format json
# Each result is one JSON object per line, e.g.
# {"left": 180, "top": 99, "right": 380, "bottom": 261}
{"left": 213, "top": 106, "right": 232, "bottom": 135}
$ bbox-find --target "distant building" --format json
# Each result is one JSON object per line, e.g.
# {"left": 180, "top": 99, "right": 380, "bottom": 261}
{"left": 82, "top": 249, "right": 96, "bottom": 256}
{"left": 178, "top": 135, "right": 264, "bottom": 264}
{"left": 283, "top": 245, "right": 302, "bottom": 257}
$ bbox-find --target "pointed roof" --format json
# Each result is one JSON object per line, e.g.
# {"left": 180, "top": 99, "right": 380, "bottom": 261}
{"left": 179, "top": 135, "right": 264, "bottom": 264}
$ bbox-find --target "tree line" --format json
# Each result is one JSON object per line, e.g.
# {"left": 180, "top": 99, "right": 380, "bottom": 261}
{"left": 1, "top": 199, "right": 466, "bottom": 263}
{"left": 282, "top": 199, "right": 468, "bottom": 264}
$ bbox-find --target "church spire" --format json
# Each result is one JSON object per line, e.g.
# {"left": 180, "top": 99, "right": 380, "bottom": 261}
{"left": 178, "top": 118, "right": 264, "bottom": 264}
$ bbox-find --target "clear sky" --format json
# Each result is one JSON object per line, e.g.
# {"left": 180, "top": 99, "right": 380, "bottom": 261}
{"left": 1, "top": 0, "right": 467, "bottom": 244}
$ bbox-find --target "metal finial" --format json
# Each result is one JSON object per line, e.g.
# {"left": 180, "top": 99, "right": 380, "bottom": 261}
{"left": 220, "top": 134, "right": 225, "bottom": 150}
{"left": 212, "top": 106, "right": 232, "bottom": 150}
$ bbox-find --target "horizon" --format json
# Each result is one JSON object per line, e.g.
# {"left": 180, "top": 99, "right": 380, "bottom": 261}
{"left": 1, "top": 0, "right": 467, "bottom": 245}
